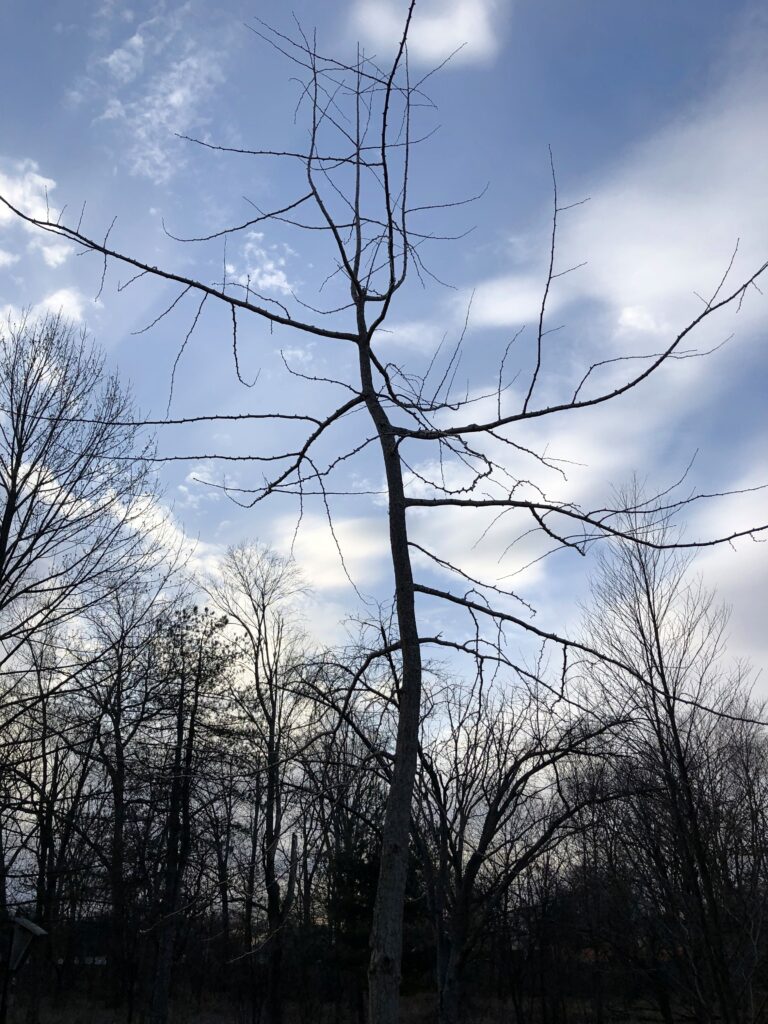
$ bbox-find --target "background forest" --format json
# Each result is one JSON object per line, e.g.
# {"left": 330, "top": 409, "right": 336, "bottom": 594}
{"left": 0, "top": 318, "right": 766, "bottom": 1024}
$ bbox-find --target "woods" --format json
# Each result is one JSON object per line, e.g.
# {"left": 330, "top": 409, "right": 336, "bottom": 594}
{"left": 1, "top": 433, "right": 767, "bottom": 1022}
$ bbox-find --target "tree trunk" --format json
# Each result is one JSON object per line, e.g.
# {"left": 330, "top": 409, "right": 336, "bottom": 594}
{"left": 108, "top": 750, "right": 128, "bottom": 1008}
{"left": 437, "top": 948, "right": 464, "bottom": 1024}
{"left": 0, "top": 825, "right": 7, "bottom": 916}
{"left": 362, "top": 341, "right": 424, "bottom": 1024}
{"left": 145, "top": 923, "right": 176, "bottom": 1024}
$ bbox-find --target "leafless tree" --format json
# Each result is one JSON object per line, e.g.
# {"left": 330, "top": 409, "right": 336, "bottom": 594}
{"left": 580, "top": 502, "right": 768, "bottom": 1024}
{"left": 77, "top": 579, "right": 180, "bottom": 1011}
{"left": 414, "top": 671, "right": 612, "bottom": 1024}
{"left": 140, "top": 607, "right": 233, "bottom": 1024}
{"left": 0, "top": 313, "right": 164, "bottom": 677}
{"left": 206, "top": 544, "right": 309, "bottom": 1024}
{"left": 1, "top": 9, "right": 766, "bottom": 1020}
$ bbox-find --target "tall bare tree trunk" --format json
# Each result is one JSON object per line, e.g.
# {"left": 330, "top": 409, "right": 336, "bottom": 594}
{"left": 362, "top": 344, "right": 423, "bottom": 1024}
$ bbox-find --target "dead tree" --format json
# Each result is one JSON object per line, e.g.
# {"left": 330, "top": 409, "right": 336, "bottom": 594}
{"left": 1, "top": 9, "right": 766, "bottom": 1021}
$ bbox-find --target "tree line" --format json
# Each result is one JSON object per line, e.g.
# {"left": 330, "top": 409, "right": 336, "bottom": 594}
{"left": 1, "top": 316, "right": 767, "bottom": 1024}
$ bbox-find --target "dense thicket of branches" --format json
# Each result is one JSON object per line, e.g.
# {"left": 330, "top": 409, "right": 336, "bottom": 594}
{"left": 2, "top": 532, "right": 768, "bottom": 1024}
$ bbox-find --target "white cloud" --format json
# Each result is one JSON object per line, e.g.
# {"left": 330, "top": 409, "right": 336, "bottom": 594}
{"left": 373, "top": 319, "right": 445, "bottom": 353}
{"left": 98, "top": 49, "right": 223, "bottom": 184}
{"left": 215, "top": 233, "right": 298, "bottom": 304}
{"left": 235, "top": 232, "right": 295, "bottom": 296}
{"left": 0, "top": 302, "right": 21, "bottom": 322}
{"left": 687, "top": 464, "right": 768, "bottom": 674}
{"left": 436, "top": 49, "right": 768, "bottom": 643}
{"left": 467, "top": 63, "right": 768, "bottom": 351}
{"left": 293, "top": 591, "right": 358, "bottom": 646}
{"left": 350, "top": 0, "right": 507, "bottom": 66}
{"left": 176, "top": 465, "right": 225, "bottom": 509}
{"left": 82, "top": 5, "right": 226, "bottom": 184}
{"left": 134, "top": 493, "right": 223, "bottom": 576}
{"left": 562, "top": 84, "right": 768, "bottom": 340}
{"left": 0, "top": 160, "right": 59, "bottom": 225}
{"left": 617, "top": 306, "right": 665, "bottom": 334}
{"left": 0, "top": 161, "right": 72, "bottom": 267}
{"left": 272, "top": 513, "right": 389, "bottom": 591}
{"left": 281, "top": 345, "right": 314, "bottom": 365}
{"left": 37, "top": 288, "right": 88, "bottom": 322}
{"left": 469, "top": 272, "right": 552, "bottom": 329}
{"left": 28, "top": 237, "right": 71, "bottom": 268}
{"left": 102, "top": 31, "right": 145, "bottom": 83}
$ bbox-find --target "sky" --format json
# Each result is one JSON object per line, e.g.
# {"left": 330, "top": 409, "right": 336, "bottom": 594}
{"left": 1, "top": 0, "right": 766, "bottom": 679}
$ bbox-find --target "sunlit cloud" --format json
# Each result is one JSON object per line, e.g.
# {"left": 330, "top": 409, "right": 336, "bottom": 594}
{"left": 0, "top": 159, "right": 59, "bottom": 226}
{"left": 469, "top": 66, "right": 768, "bottom": 347}
{"left": 272, "top": 513, "right": 389, "bottom": 592}
{"left": 98, "top": 49, "right": 223, "bottom": 184}
{"left": 349, "top": 0, "right": 509, "bottom": 65}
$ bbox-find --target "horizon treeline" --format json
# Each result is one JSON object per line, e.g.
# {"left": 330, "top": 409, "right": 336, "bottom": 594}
{"left": 2, "top": 316, "right": 768, "bottom": 1024}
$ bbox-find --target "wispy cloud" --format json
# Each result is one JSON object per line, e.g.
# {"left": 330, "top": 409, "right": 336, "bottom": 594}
{"left": 469, "top": 64, "right": 768, "bottom": 345}
{"left": 102, "top": 30, "right": 146, "bottom": 83}
{"left": 349, "top": 0, "right": 508, "bottom": 66}
{"left": 176, "top": 465, "right": 225, "bottom": 510}
{"left": 98, "top": 49, "right": 223, "bottom": 184}
{"left": 28, "top": 237, "right": 72, "bottom": 268}
{"left": 372, "top": 319, "right": 446, "bottom": 353}
{"left": 74, "top": 5, "right": 227, "bottom": 184}
{"left": 0, "top": 161, "right": 74, "bottom": 268}
{"left": 233, "top": 232, "right": 295, "bottom": 297}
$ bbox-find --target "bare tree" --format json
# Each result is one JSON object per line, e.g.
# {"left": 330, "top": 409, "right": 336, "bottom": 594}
{"left": 141, "top": 607, "right": 233, "bottom": 1024}
{"left": 581, "top": 503, "right": 768, "bottom": 1024}
{"left": 1, "top": 11, "right": 766, "bottom": 1020}
{"left": 206, "top": 544, "right": 307, "bottom": 1024}
{"left": 78, "top": 579, "right": 178, "bottom": 1012}
{"left": 0, "top": 313, "right": 161, "bottom": 674}
{"left": 414, "top": 672, "right": 611, "bottom": 1024}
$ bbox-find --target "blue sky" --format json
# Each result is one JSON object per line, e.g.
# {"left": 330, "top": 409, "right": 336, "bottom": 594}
{"left": 1, "top": 0, "right": 766, "bottom": 673}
